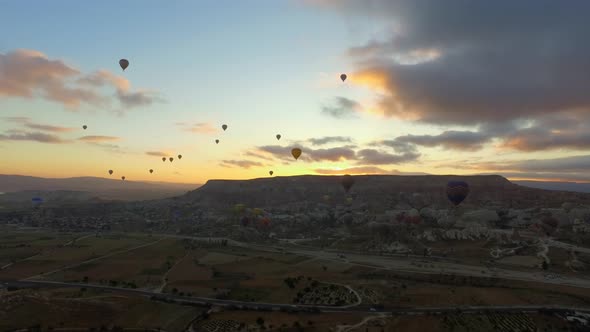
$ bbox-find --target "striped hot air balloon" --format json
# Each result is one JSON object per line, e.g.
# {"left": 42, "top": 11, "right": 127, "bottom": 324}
{"left": 446, "top": 180, "right": 469, "bottom": 206}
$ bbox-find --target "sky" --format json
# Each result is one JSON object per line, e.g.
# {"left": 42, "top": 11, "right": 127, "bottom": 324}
{"left": 1, "top": 0, "right": 590, "bottom": 184}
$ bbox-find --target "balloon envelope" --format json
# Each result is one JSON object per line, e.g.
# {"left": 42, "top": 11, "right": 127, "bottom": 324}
{"left": 446, "top": 181, "right": 469, "bottom": 206}
{"left": 82, "top": 125, "right": 87, "bottom": 130}
{"left": 215, "top": 139, "right": 219, "bottom": 144}
{"left": 341, "top": 174, "right": 355, "bottom": 193}
{"left": 276, "top": 134, "right": 281, "bottom": 140}
{"left": 108, "top": 170, "right": 113, "bottom": 175}
{"left": 222, "top": 124, "right": 228, "bottom": 131}
{"left": 121, "top": 176, "right": 126, "bottom": 180}
{"left": 119, "top": 59, "right": 129, "bottom": 71}
{"left": 340, "top": 73, "right": 347, "bottom": 82}
{"left": 291, "top": 148, "right": 302, "bottom": 160}
{"left": 169, "top": 157, "right": 174, "bottom": 162}
{"left": 269, "top": 170, "right": 274, "bottom": 176}
{"left": 178, "top": 154, "right": 182, "bottom": 159}
{"left": 149, "top": 169, "right": 153, "bottom": 173}
{"left": 162, "top": 157, "right": 166, "bottom": 162}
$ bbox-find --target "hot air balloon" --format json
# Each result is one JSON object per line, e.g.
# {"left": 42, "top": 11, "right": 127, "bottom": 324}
{"left": 341, "top": 174, "right": 355, "bottom": 193}
{"left": 222, "top": 124, "right": 228, "bottom": 131}
{"left": 340, "top": 73, "right": 347, "bottom": 82}
{"left": 121, "top": 176, "right": 126, "bottom": 181}
{"left": 269, "top": 170, "right": 274, "bottom": 176}
{"left": 178, "top": 154, "right": 182, "bottom": 159}
{"left": 108, "top": 170, "right": 113, "bottom": 175}
{"left": 215, "top": 139, "right": 219, "bottom": 144}
{"left": 119, "top": 59, "right": 129, "bottom": 71}
{"left": 82, "top": 125, "right": 87, "bottom": 130}
{"left": 32, "top": 197, "right": 43, "bottom": 207}
{"left": 169, "top": 157, "right": 174, "bottom": 162}
{"left": 276, "top": 134, "right": 281, "bottom": 140}
{"left": 162, "top": 157, "right": 166, "bottom": 162}
{"left": 446, "top": 181, "right": 469, "bottom": 206}
{"left": 149, "top": 169, "right": 153, "bottom": 174}
{"left": 291, "top": 148, "right": 302, "bottom": 160}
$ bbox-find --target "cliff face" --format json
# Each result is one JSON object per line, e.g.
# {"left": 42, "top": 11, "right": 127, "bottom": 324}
{"left": 181, "top": 175, "right": 590, "bottom": 210}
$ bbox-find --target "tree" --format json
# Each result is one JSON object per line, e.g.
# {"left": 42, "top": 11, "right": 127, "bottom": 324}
{"left": 257, "top": 317, "right": 265, "bottom": 326}
{"left": 542, "top": 260, "right": 549, "bottom": 270}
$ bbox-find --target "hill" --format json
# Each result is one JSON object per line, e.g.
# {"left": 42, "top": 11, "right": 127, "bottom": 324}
{"left": 513, "top": 180, "right": 590, "bottom": 193}
{"left": 0, "top": 174, "right": 201, "bottom": 201}
{"left": 180, "top": 174, "right": 590, "bottom": 210}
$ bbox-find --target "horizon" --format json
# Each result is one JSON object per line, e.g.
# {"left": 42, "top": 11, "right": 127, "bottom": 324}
{"left": 2, "top": 1, "right": 590, "bottom": 184}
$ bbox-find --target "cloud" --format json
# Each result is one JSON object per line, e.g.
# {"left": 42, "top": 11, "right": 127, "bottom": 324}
{"left": 244, "top": 151, "right": 274, "bottom": 161}
{"left": 308, "top": 136, "right": 352, "bottom": 146}
{"left": 394, "top": 130, "right": 492, "bottom": 151}
{"left": 356, "top": 148, "right": 420, "bottom": 165}
{"left": 257, "top": 144, "right": 357, "bottom": 162}
{"left": 306, "top": 1, "right": 590, "bottom": 126}
{"left": 0, "top": 131, "right": 70, "bottom": 144}
{"left": 321, "top": 97, "right": 360, "bottom": 118}
{"left": 177, "top": 122, "right": 218, "bottom": 135}
{"left": 78, "top": 135, "right": 121, "bottom": 143}
{"left": 0, "top": 49, "right": 162, "bottom": 111}
{"left": 146, "top": 151, "right": 170, "bottom": 157}
{"left": 3, "top": 116, "right": 76, "bottom": 133}
{"left": 314, "top": 166, "right": 388, "bottom": 175}
{"left": 220, "top": 160, "right": 264, "bottom": 169}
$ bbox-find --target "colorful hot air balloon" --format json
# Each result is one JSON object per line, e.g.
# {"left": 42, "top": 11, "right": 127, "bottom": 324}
{"left": 178, "top": 154, "right": 182, "bottom": 159}
{"left": 162, "top": 157, "right": 166, "bottom": 162}
{"left": 119, "top": 59, "right": 129, "bottom": 71}
{"left": 222, "top": 124, "right": 228, "bottom": 131}
{"left": 149, "top": 169, "right": 153, "bottom": 174}
{"left": 446, "top": 180, "right": 469, "bottom": 206}
{"left": 269, "top": 170, "right": 274, "bottom": 176}
{"left": 121, "top": 176, "right": 126, "bottom": 181}
{"left": 215, "top": 139, "right": 219, "bottom": 144}
{"left": 108, "top": 170, "right": 113, "bottom": 175}
{"left": 340, "top": 73, "right": 347, "bottom": 82}
{"left": 169, "top": 157, "right": 174, "bottom": 162}
{"left": 276, "top": 134, "right": 281, "bottom": 140}
{"left": 291, "top": 148, "right": 302, "bottom": 160}
{"left": 341, "top": 174, "right": 355, "bottom": 193}
{"left": 82, "top": 125, "right": 87, "bottom": 130}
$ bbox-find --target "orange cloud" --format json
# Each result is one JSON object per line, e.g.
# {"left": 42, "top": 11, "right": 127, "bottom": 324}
{"left": 78, "top": 136, "right": 121, "bottom": 142}
{"left": 177, "top": 122, "right": 218, "bottom": 135}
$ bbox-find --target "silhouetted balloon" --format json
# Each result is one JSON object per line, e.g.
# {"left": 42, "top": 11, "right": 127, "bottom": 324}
{"left": 222, "top": 124, "right": 228, "bottom": 131}
{"left": 169, "top": 157, "right": 174, "bottom": 162}
{"left": 162, "top": 157, "right": 166, "bottom": 162}
{"left": 108, "top": 170, "right": 113, "bottom": 175}
{"left": 340, "top": 73, "right": 347, "bottom": 82}
{"left": 82, "top": 125, "right": 87, "bottom": 130}
{"left": 341, "top": 174, "right": 355, "bottom": 193}
{"left": 215, "top": 139, "right": 219, "bottom": 144}
{"left": 276, "top": 134, "right": 281, "bottom": 140}
{"left": 121, "top": 176, "right": 126, "bottom": 181}
{"left": 149, "top": 169, "right": 153, "bottom": 174}
{"left": 178, "top": 154, "right": 182, "bottom": 159}
{"left": 269, "top": 170, "right": 274, "bottom": 176}
{"left": 446, "top": 180, "right": 469, "bottom": 206}
{"left": 291, "top": 148, "right": 302, "bottom": 160}
{"left": 119, "top": 59, "right": 129, "bottom": 71}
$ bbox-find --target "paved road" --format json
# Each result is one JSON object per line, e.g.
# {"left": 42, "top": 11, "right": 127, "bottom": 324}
{"left": 160, "top": 233, "right": 590, "bottom": 290}
{"left": 4, "top": 280, "right": 590, "bottom": 316}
